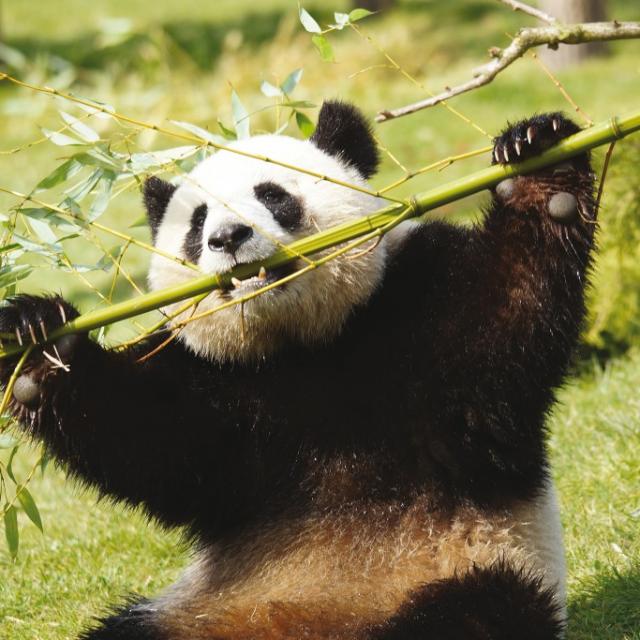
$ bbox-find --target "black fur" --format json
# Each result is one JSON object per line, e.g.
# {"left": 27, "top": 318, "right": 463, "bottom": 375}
{"left": 182, "top": 203, "right": 208, "bottom": 263}
{"left": 310, "top": 100, "right": 379, "bottom": 179}
{"left": 79, "top": 598, "right": 165, "bottom": 640}
{"left": 370, "top": 562, "right": 564, "bottom": 639}
{"left": 0, "top": 112, "right": 596, "bottom": 638}
{"left": 144, "top": 177, "right": 177, "bottom": 241}
{"left": 254, "top": 181, "right": 304, "bottom": 231}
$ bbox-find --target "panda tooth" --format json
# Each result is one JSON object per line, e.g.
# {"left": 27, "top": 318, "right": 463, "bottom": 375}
{"left": 231, "top": 277, "right": 243, "bottom": 288}
{"left": 258, "top": 267, "right": 267, "bottom": 280}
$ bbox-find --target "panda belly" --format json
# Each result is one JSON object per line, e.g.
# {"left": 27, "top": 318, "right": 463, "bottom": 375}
{"left": 155, "top": 481, "right": 565, "bottom": 639}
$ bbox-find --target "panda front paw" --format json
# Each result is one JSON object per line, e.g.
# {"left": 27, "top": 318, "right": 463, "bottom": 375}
{"left": 492, "top": 113, "right": 580, "bottom": 165}
{"left": 0, "top": 295, "right": 81, "bottom": 408}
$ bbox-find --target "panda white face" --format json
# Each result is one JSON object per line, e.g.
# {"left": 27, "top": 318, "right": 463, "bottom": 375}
{"left": 145, "top": 101, "right": 387, "bottom": 363}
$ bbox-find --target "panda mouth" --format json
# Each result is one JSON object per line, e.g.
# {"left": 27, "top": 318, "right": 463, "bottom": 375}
{"left": 221, "top": 262, "right": 298, "bottom": 295}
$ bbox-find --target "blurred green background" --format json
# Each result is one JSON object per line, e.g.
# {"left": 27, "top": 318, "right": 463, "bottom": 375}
{"left": 0, "top": 1, "right": 639, "bottom": 638}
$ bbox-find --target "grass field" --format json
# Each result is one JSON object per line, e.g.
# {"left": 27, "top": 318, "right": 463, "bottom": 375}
{"left": 1, "top": 0, "right": 639, "bottom": 638}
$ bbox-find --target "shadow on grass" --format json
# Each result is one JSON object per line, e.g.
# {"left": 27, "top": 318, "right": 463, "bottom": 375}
{"left": 568, "top": 568, "right": 640, "bottom": 639}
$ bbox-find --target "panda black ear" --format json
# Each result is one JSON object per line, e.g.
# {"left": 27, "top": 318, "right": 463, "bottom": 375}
{"left": 143, "top": 176, "right": 177, "bottom": 240}
{"left": 310, "top": 101, "right": 379, "bottom": 179}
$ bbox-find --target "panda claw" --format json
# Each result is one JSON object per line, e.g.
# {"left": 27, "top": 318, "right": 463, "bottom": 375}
{"left": 527, "top": 126, "right": 534, "bottom": 144}
{"left": 503, "top": 146, "right": 510, "bottom": 162}
{"left": 39, "top": 320, "right": 48, "bottom": 341}
{"left": 27, "top": 323, "right": 38, "bottom": 345}
{"left": 15, "top": 327, "right": 23, "bottom": 347}
{"left": 57, "top": 302, "right": 67, "bottom": 325}
{"left": 514, "top": 140, "right": 522, "bottom": 156}
{"left": 258, "top": 267, "right": 267, "bottom": 281}
{"left": 494, "top": 146, "right": 501, "bottom": 163}
{"left": 552, "top": 119, "right": 559, "bottom": 132}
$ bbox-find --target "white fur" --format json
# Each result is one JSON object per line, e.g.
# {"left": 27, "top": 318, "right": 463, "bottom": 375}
{"left": 148, "top": 135, "right": 387, "bottom": 363}
{"left": 512, "top": 478, "right": 568, "bottom": 621}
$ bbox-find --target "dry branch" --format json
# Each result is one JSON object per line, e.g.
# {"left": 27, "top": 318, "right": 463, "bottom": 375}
{"left": 496, "top": 0, "right": 557, "bottom": 25}
{"left": 376, "top": 21, "right": 640, "bottom": 123}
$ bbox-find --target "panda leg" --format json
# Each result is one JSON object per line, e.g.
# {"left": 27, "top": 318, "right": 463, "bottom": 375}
{"left": 78, "top": 598, "right": 166, "bottom": 640}
{"left": 369, "top": 563, "right": 564, "bottom": 640}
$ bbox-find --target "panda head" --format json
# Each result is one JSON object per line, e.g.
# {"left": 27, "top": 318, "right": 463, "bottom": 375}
{"left": 145, "top": 101, "right": 387, "bottom": 363}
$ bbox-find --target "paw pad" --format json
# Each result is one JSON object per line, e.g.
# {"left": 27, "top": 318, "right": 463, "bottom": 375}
{"left": 13, "top": 374, "right": 41, "bottom": 408}
{"left": 495, "top": 179, "right": 516, "bottom": 200}
{"left": 548, "top": 192, "right": 578, "bottom": 222}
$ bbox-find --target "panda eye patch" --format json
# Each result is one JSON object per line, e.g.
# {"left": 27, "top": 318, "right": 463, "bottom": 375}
{"left": 191, "top": 204, "right": 208, "bottom": 228}
{"left": 254, "top": 181, "right": 303, "bottom": 231}
{"left": 182, "top": 203, "right": 208, "bottom": 263}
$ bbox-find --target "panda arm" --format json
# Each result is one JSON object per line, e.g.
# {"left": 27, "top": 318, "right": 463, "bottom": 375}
{"left": 376, "top": 114, "right": 596, "bottom": 503}
{"left": 0, "top": 309, "right": 270, "bottom": 533}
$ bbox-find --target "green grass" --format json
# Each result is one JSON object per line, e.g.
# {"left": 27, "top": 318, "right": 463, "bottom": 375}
{"left": 1, "top": 0, "right": 640, "bottom": 637}
{"left": 552, "top": 353, "right": 640, "bottom": 639}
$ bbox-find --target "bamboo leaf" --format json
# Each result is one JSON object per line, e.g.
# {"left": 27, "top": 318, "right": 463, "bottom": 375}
{"left": 281, "top": 100, "right": 316, "bottom": 109}
{"left": 88, "top": 172, "right": 115, "bottom": 221}
{"left": 333, "top": 12, "right": 350, "bottom": 29}
{"left": 4, "top": 506, "right": 19, "bottom": 559}
{"left": 312, "top": 35, "right": 334, "bottom": 62}
{"left": 349, "top": 8, "right": 374, "bottom": 22}
{"left": 16, "top": 486, "right": 43, "bottom": 533}
{"left": 35, "top": 158, "right": 84, "bottom": 192}
{"left": 65, "top": 169, "right": 104, "bottom": 203}
{"left": 59, "top": 111, "right": 100, "bottom": 143}
{"left": 20, "top": 208, "right": 81, "bottom": 234}
{"left": 260, "top": 81, "right": 283, "bottom": 98}
{"left": 11, "top": 232, "right": 61, "bottom": 255}
{"left": 281, "top": 69, "right": 303, "bottom": 95}
{"left": 0, "top": 265, "right": 31, "bottom": 289}
{"left": 41, "top": 129, "right": 84, "bottom": 147}
{"left": 295, "top": 111, "right": 315, "bottom": 137}
{"left": 129, "top": 146, "right": 198, "bottom": 174}
{"left": 217, "top": 119, "right": 237, "bottom": 140}
{"left": 299, "top": 7, "right": 321, "bottom": 33}
{"left": 231, "top": 90, "right": 250, "bottom": 140}
{"left": 78, "top": 147, "right": 122, "bottom": 171}
{"left": 170, "top": 120, "right": 225, "bottom": 145}
{"left": 27, "top": 216, "right": 59, "bottom": 246}
{"left": 129, "top": 214, "right": 149, "bottom": 228}
{"left": 6, "top": 447, "right": 18, "bottom": 483}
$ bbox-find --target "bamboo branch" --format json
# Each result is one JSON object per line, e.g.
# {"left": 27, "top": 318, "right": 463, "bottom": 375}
{"left": 376, "top": 21, "right": 640, "bottom": 123}
{"left": 1, "top": 109, "right": 639, "bottom": 360}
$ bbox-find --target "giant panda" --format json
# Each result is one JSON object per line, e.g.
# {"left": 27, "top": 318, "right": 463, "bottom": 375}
{"left": 0, "top": 102, "right": 596, "bottom": 639}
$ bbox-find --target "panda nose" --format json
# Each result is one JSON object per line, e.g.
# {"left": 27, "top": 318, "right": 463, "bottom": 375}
{"left": 207, "top": 224, "right": 254, "bottom": 253}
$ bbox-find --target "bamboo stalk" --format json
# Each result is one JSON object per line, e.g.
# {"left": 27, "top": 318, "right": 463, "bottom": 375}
{"left": 1, "top": 109, "right": 639, "bottom": 360}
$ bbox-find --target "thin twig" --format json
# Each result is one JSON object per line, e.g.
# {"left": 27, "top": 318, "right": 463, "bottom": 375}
{"left": 529, "top": 52, "right": 593, "bottom": 125}
{"left": 376, "top": 21, "right": 640, "bottom": 123}
{"left": 496, "top": 0, "right": 557, "bottom": 25}
{"left": 595, "top": 141, "right": 616, "bottom": 214}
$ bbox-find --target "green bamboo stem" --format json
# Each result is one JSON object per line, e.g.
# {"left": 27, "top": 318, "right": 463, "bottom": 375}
{"left": 1, "top": 109, "right": 639, "bottom": 360}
